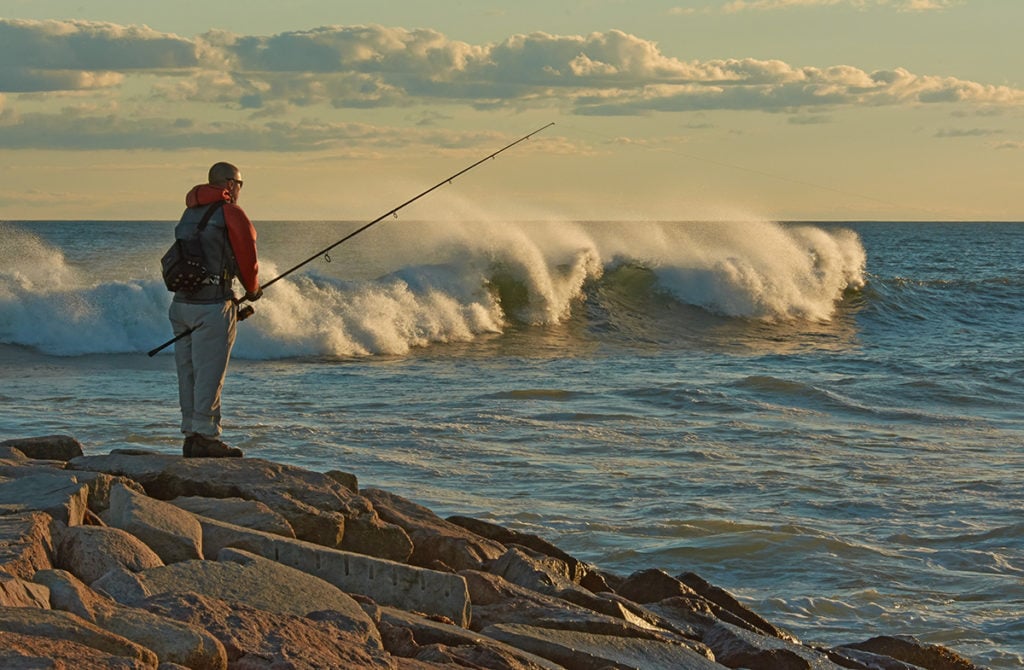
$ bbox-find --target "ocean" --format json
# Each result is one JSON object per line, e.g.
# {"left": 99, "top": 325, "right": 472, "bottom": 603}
{"left": 1, "top": 217, "right": 1022, "bottom": 667}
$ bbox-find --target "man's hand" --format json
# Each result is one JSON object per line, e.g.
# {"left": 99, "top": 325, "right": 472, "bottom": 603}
{"left": 244, "top": 287, "right": 264, "bottom": 302}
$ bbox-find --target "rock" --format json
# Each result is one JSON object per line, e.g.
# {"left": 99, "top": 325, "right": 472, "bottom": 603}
{"left": 0, "top": 605, "right": 159, "bottom": 668}
{"left": 0, "top": 571, "right": 50, "bottom": 608}
{"left": 101, "top": 483, "right": 204, "bottom": 563}
{"left": 616, "top": 568, "right": 700, "bottom": 603}
{"left": 142, "top": 591, "right": 394, "bottom": 669}
{"left": 448, "top": 515, "right": 589, "bottom": 582}
{"left": 56, "top": 525, "right": 164, "bottom": 585}
{"left": 461, "top": 569, "right": 693, "bottom": 646}
{"left": 364, "top": 487, "right": 506, "bottom": 571}
{"left": 678, "top": 570, "right": 799, "bottom": 643}
{"left": 827, "top": 645, "right": 924, "bottom": 670}
{"left": 35, "top": 569, "right": 228, "bottom": 670}
{"left": 378, "top": 605, "right": 565, "bottom": 669}
{"left": 168, "top": 495, "right": 295, "bottom": 537}
{"left": 75, "top": 471, "right": 147, "bottom": 514}
{"left": 69, "top": 453, "right": 411, "bottom": 561}
{"left": 703, "top": 620, "right": 845, "bottom": 669}
{"left": 0, "top": 630, "right": 154, "bottom": 668}
{"left": 197, "top": 513, "right": 472, "bottom": 627}
{"left": 0, "top": 471, "right": 90, "bottom": 526}
{"left": 482, "top": 622, "right": 722, "bottom": 670}
{"left": 0, "top": 510, "right": 58, "bottom": 579}
{"left": 838, "top": 635, "right": 983, "bottom": 670}
{"left": 0, "top": 435, "right": 84, "bottom": 461}
{"left": 97, "top": 545, "right": 378, "bottom": 633}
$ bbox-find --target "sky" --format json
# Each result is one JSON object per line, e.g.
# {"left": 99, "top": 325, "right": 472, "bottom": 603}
{"left": 0, "top": 0, "right": 1021, "bottom": 221}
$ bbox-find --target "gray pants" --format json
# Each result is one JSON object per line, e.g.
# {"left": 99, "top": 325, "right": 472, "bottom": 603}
{"left": 169, "top": 300, "right": 237, "bottom": 438}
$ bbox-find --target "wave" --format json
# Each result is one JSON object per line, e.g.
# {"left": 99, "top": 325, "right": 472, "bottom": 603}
{"left": 0, "top": 219, "right": 867, "bottom": 358}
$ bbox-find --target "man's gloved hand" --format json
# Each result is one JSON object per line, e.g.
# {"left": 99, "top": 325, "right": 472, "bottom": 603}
{"left": 244, "top": 287, "right": 264, "bottom": 302}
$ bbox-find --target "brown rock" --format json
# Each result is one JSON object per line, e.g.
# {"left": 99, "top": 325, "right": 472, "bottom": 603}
{"left": 840, "top": 635, "right": 983, "bottom": 670}
{"left": 0, "top": 470, "right": 90, "bottom": 526}
{"left": 168, "top": 496, "right": 295, "bottom": 538}
{"left": 0, "top": 510, "right": 58, "bottom": 579}
{"left": 142, "top": 591, "right": 394, "bottom": 669}
{"left": 679, "top": 571, "right": 798, "bottom": 643}
{"left": 35, "top": 569, "right": 228, "bottom": 670}
{"left": 0, "top": 571, "right": 50, "bottom": 608}
{"left": 0, "top": 630, "right": 153, "bottom": 668}
{"left": 364, "top": 488, "right": 506, "bottom": 571}
{"left": 101, "top": 483, "right": 203, "bottom": 563}
{"left": 56, "top": 525, "right": 164, "bottom": 585}
{"left": 447, "top": 515, "right": 589, "bottom": 582}
{"left": 0, "top": 435, "right": 84, "bottom": 461}
{"left": 0, "top": 605, "right": 159, "bottom": 668}
{"left": 616, "top": 568, "right": 700, "bottom": 604}
{"left": 69, "top": 453, "right": 411, "bottom": 560}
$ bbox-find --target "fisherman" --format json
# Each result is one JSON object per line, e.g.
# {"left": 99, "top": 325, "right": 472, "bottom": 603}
{"left": 169, "top": 162, "right": 262, "bottom": 458}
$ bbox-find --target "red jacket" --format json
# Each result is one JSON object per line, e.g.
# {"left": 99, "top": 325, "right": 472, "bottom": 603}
{"left": 185, "top": 184, "right": 260, "bottom": 294}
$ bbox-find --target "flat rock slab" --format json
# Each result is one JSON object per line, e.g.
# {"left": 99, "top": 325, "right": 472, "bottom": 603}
{"left": 169, "top": 495, "right": 295, "bottom": 538}
{"left": 482, "top": 622, "right": 721, "bottom": 670}
{"left": 197, "top": 513, "right": 471, "bottom": 626}
{"left": 0, "top": 471, "right": 89, "bottom": 526}
{"left": 97, "top": 547, "right": 374, "bottom": 629}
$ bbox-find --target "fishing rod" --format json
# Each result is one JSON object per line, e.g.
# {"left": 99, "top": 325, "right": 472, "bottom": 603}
{"left": 147, "top": 122, "right": 554, "bottom": 357}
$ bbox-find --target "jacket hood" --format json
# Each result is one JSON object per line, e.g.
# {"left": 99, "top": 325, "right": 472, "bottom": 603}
{"left": 185, "top": 184, "right": 231, "bottom": 208}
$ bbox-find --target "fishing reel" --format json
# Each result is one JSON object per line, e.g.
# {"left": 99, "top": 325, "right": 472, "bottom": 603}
{"left": 237, "top": 305, "right": 255, "bottom": 322}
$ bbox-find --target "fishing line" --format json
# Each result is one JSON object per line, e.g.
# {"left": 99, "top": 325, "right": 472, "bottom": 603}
{"left": 147, "top": 122, "right": 554, "bottom": 357}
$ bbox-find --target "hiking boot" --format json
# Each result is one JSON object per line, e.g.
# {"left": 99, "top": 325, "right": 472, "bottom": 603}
{"left": 190, "top": 435, "right": 243, "bottom": 458}
{"left": 182, "top": 435, "right": 195, "bottom": 458}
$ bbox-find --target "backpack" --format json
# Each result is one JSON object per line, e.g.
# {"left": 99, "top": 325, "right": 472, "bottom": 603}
{"left": 160, "top": 201, "right": 226, "bottom": 293}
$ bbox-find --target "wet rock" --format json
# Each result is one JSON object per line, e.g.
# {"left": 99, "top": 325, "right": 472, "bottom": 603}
{"left": 616, "top": 568, "right": 700, "bottom": 603}
{"left": 702, "top": 620, "right": 845, "bottom": 669}
{"left": 101, "top": 482, "right": 203, "bottom": 563}
{"left": 448, "top": 515, "right": 589, "bottom": 582}
{"left": 56, "top": 524, "right": 164, "bottom": 585}
{"left": 679, "top": 570, "right": 799, "bottom": 643}
{"left": 838, "top": 635, "right": 983, "bottom": 670}
{"left": 364, "top": 487, "right": 507, "bottom": 571}
{"left": 0, "top": 435, "right": 84, "bottom": 461}
{"left": 482, "top": 622, "right": 722, "bottom": 670}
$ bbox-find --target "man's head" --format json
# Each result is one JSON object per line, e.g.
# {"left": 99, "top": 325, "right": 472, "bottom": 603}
{"left": 208, "top": 161, "right": 243, "bottom": 203}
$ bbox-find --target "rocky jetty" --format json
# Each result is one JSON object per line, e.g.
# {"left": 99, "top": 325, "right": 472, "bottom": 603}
{"left": 0, "top": 434, "right": 986, "bottom": 670}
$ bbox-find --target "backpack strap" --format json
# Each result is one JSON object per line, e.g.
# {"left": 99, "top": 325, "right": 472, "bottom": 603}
{"left": 196, "top": 200, "right": 225, "bottom": 232}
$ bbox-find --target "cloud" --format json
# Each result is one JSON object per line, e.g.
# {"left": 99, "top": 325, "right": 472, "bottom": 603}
{"left": 0, "top": 18, "right": 1019, "bottom": 151}
{"left": 0, "top": 18, "right": 197, "bottom": 92}
{"left": 934, "top": 127, "right": 1003, "bottom": 138}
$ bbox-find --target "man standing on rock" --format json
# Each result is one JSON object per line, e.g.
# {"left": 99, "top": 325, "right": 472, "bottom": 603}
{"left": 169, "top": 161, "right": 262, "bottom": 458}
